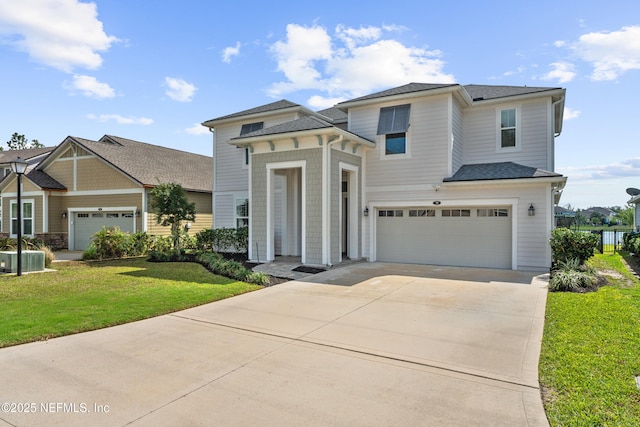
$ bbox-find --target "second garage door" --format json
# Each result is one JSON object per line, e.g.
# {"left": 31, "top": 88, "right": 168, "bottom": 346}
{"left": 73, "top": 211, "right": 135, "bottom": 250}
{"left": 376, "top": 207, "right": 512, "bottom": 269}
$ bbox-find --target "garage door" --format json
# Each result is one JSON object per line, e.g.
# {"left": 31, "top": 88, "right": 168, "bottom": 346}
{"left": 73, "top": 211, "right": 135, "bottom": 250}
{"left": 376, "top": 207, "right": 511, "bottom": 269}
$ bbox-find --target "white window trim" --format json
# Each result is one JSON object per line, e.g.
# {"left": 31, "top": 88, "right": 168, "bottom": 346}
{"left": 496, "top": 106, "right": 521, "bottom": 153}
{"left": 235, "top": 197, "right": 249, "bottom": 229}
{"left": 10, "top": 199, "right": 35, "bottom": 238}
{"left": 379, "top": 127, "right": 412, "bottom": 160}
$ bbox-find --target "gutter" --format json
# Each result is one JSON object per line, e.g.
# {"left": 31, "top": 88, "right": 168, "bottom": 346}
{"left": 324, "top": 134, "right": 344, "bottom": 267}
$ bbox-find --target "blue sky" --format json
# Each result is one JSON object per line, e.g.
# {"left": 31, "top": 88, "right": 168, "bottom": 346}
{"left": 0, "top": 0, "right": 639, "bottom": 209}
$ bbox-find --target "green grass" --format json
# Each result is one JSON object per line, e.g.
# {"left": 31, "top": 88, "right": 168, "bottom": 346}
{"left": 0, "top": 258, "right": 261, "bottom": 348}
{"left": 540, "top": 252, "right": 640, "bottom": 426}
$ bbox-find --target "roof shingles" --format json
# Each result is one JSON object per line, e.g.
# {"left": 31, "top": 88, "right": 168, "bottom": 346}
{"left": 444, "top": 162, "right": 562, "bottom": 182}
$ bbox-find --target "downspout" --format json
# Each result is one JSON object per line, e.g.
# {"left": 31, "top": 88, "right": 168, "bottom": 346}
{"left": 209, "top": 127, "right": 217, "bottom": 231}
{"left": 325, "top": 134, "right": 344, "bottom": 267}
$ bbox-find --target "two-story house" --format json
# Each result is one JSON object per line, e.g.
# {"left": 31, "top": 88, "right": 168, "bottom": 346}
{"left": 202, "top": 83, "right": 567, "bottom": 271}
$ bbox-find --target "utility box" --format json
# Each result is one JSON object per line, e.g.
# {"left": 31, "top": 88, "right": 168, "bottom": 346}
{"left": 0, "top": 251, "right": 46, "bottom": 273}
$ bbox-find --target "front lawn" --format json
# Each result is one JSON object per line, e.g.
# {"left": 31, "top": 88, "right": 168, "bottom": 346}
{"left": 540, "top": 252, "right": 640, "bottom": 426}
{"left": 0, "top": 258, "right": 261, "bottom": 348}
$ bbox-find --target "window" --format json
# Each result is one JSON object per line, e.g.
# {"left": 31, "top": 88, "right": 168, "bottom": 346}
{"left": 477, "top": 208, "right": 509, "bottom": 217}
{"left": 106, "top": 213, "right": 119, "bottom": 218}
{"left": 10, "top": 200, "right": 34, "bottom": 237}
{"left": 442, "top": 209, "right": 470, "bottom": 217}
{"left": 409, "top": 209, "right": 435, "bottom": 217}
{"left": 377, "top": 104, "right": 410, "bottom": 156}
{"left": 236, "top": 198, "right": 249, "bottom": 228}
{"left": 378, "top": 209, "right": 403, "bottom": 217}
{"left": 240, "top": 122, "right": 263, "bottom": 166}
{"left": 499, "top": 108, "right": 517, "bottom": 149}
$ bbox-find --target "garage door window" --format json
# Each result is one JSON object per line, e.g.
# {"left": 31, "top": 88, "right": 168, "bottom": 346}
{"left": 442, "top": 209, "right": 471, "bottom": 217}
{"left": 409, "top": 209, "right": 435, "bottom": 217}
{"left": 378, "top": 209, "right": 403, "bottom": 217}
{"left": 477, "top": 208, "right": 509, "bottom": 217}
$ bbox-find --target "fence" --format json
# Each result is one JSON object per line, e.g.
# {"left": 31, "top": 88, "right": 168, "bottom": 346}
{"left": 590, "top": 229, "right": 634, "bottom": 253}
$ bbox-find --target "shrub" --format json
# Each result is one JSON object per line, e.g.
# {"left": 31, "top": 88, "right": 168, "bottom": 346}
{"left": 549, "top": 258, "right": 597, "bottom": 292}
{"left": 195, "top": 228, "right": 248, "bottom": 253}
{"left": 550, "top": 228, "right": 599, "bottom": 266}
{"left": 195, "top": 252, "right": 267, "bottom": 286}
{"left": 623, "top": 231, "right": 640, "bottom": 254}
{"left": 84, "top": 227, "right": 155, "bottom": 260}
{"left": 36, "top": 243, "right": 55, "bottom": 268}
{"left": 148, "top": 249, "right": 186, "bottom": 262}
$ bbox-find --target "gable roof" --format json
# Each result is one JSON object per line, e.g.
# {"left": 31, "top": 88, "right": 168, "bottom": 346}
{"left": 38, "top": 135, "right": 212, "bottom": 193}
{"left": 0, "top": 147, "right": 55, "bottom": 164}
{"left": 339, "top": 83, "right": 459, "bottom": 104}
{"left": 444, "top": 162, "right": 562, "bottom": 182}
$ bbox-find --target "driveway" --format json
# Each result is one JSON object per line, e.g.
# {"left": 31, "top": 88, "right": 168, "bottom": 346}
{"left": 0, "top": 263, "right": 549, "bottom": 426}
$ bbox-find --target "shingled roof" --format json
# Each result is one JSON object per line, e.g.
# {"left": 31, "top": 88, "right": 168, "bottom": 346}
{"left": 338, "top": 83, "right": 458, "bottom": 105}
{"left": 203, "top": 100, "right": 301, "bottom": 124}
{"left": 444, "top": 162, "right": 562, "bottom": 182}
{"left": 231, "top": 116, "right": 335, "bottom": 140}
{"left": 463, "top": 84, "right": 563, "bottom": 101}
{"left": 0, "top": 146, "right": 55, "bottom": 163}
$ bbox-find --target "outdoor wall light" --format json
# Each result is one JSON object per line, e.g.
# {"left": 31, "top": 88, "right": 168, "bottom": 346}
{"left": 62, "top": 212, "right": 67, "bottom": 219}
{"left": 528, "top": 203, "right": 536, "bottom": 216}
{"left": 363, "top": 207, "right": 369, "bottom": 216}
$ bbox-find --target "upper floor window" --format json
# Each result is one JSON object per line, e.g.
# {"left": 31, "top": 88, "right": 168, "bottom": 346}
{"left": 377, "top": 104, "right": 410, "bottom": 156}
{"left": 498, "top": 107, "right": 519, "bottom": 150}
{"left": 240, "top": 122, "right": 263, "bottom": 166}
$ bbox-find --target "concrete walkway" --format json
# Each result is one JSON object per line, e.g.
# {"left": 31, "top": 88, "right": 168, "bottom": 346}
{"left": 0, "top": 263, "right": 550, "bottom": 426}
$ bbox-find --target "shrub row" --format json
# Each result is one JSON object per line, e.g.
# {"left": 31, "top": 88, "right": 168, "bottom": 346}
{"left": 83, "top": 227, "right": 174, "bottom": 260}
{"left": 196, "top": 252, "right": 269, "bottom": 286}
{"left": 195, "top": 228, "right": 248, "bottom": 253}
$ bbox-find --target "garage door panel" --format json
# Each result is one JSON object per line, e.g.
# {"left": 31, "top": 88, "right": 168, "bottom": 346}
{"left": 376, "top": 208, "right": 511, "bottom": 269}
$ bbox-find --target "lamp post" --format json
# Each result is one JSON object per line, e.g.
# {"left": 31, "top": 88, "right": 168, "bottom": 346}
{"left": 10, "top": 157, "right": 28, "bottom": 276}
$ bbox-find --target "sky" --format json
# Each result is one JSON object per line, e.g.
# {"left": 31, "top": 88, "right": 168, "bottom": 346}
{"left": 0, "top": 0, "right": 638, "bottom": 210}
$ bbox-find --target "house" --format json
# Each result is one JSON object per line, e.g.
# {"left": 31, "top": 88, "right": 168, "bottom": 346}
{"left": 0, "top": 135, "right": 212, "bottom": 250}
{"left": 580, "top": 206, "right": 617, "bottom": 225}
{"left": 202, "top": 83, "right": 567, "bottom": 271}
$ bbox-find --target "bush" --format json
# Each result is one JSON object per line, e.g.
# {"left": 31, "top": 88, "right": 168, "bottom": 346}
{"left": 195, "top": 228, "right": 248, "bottom": 253}
{"left": 148, "top": 249, "right": 187, "bottom": 262}
{"left": 84, "top": 227, "right": 155, "bottom": 260}
{"left": 623, "top": 231, "right": 640, "bottom": 255}
{"left": 195, "top": 252, "right": 268, "bottom": 286}
{"left": 549, "top": 258, "right": 597, "bottom": 292}
{"left": 550, "top": 228, "right": 599, "bottom": 266}
{"left": 0, "top": 237, "right": 55, "bottom": 266}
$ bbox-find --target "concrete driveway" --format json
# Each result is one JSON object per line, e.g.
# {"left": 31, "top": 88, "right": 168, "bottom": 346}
{"left": 0, "top": 263, "right": 550, "bottom": 426}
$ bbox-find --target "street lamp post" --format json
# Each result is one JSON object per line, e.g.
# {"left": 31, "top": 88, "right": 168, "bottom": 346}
{"left": 10, "top": 157, "right": 28, "bottom": 276}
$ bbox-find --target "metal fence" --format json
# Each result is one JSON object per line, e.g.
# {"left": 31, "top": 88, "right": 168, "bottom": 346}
{"left": 590, "top": 229, "right": 634, "bottom": 253}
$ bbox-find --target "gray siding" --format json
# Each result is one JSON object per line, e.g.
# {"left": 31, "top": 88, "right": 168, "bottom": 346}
{"left": 213, "top": 194, "right": 234, "bottom": 228}
{"left": 353, "top": 95, "right": 451, "bottom": 188}
{"left": 462, "top": 99, "right": 550, "bottom": 170}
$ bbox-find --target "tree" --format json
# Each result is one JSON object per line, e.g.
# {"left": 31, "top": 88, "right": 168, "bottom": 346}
{"left": 149, "top": 183, "right": 196, "bottom": 251}
{"left": 3, "top": 132, "right": 45, "bottom": 151}
{"left": 614, "top": 205, "right": 634, "bottom": 226}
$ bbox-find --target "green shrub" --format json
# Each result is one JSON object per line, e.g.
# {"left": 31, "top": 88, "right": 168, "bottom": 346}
{"left": 549, "top": 258, "right": 597, "bottom": 292}
{"left": 550, "top": 228, "right": 599, "bottom": 266}
{"left": 85, "top": 227, "right": 155, "bottom": 260}
{"left": 623, "top": 231, "right": 640, "bottom": 254}
{"left": 195, "top": 228, "right": 248, "bottom": 253}
{"left": 195, "top": 252, "right": 267, "bottom": 286}
{"left": 148, "top": 249, "right": 186, "bottom": 262}
{"left": 82, "top": 243, "right": 98, "bottom": 260}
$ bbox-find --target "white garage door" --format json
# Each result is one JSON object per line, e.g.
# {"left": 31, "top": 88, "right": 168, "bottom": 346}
{"left": 73, "top": 211, "right": 135, "bottom": 250}
{"left": 376, "top": 207, "right": 511, "bottom": 269}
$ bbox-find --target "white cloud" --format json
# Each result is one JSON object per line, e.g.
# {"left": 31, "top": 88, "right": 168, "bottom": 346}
{"left": 558, "top": 158, "right": 640, "bottom": 181}
{"left": 67, "top": 75, "right": 115, "bottom": 99}
{"left": 87, "top": 114, "right": 153, "bottom": 125}
{"left": 267, "top": 23, "right": 455, "bottom": 103}
{"left": 307, "top": 95, "right": 347, "bottom": 110}
{"left": 164, "top": 77, "right": 197, "bottom": 102}
{"left": 0, "top": 0, "right": 118, "bottom": 72}
{"left": 571, "top": 25, "right": 640, "bottom": 81}
{"left": 222, "top": 42, "right": 241, "bottom": 63}
{"left": 563, "top": 107, "right": 581, "bottom": 120}
{"left": 542, "top": 62, "right": 577, "bottom": 83}
{"left": 554, "top": 40, "right": 566, "bottom": 48}
{"left": 185, "top": 123, "right": 210, "bottom": 135}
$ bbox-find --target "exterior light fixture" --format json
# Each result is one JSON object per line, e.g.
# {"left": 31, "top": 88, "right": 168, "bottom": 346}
{"left": 62, "top": 212, "right": 67, "bottom": 219}
{"left": 528, "top": 203, "right": 535, "bottom": 216}
{"left": 10, "top": 157, "right": 28, "bottom": 276}
{"left": 363, "top": 207, "right": 369, "bottom": 216}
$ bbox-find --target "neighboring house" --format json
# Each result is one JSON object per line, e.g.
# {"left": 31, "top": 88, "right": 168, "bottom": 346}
{"left": 0, "top": 135, "right": 212, "bottom": 250}
{"left": 202, "top": 83, "right": 567, "bottom": 271}
{"left": 581, "top": 206, "right": 617, "bottom": 225}
{"left": 554, "top": 206, "right": 576, "bottom": 227}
